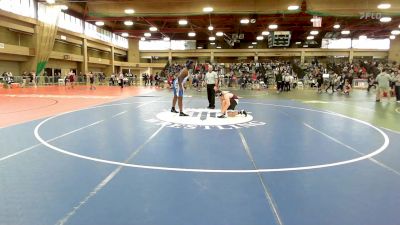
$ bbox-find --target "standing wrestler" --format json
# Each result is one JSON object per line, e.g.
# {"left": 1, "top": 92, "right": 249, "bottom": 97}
{"left": 171, "top": 60, "right": 194, "bottom": 116}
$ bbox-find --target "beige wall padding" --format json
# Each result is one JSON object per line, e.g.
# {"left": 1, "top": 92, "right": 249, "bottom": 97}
{"left": 389, "top": 38, "right": 400, "bottom": 63}
{"left": 88, "top": 67, "right": 105, "bottom": 73}
{"left": 47, "top": 59, "right": 77, "bottom": 76}
{"left": 53, "top": 41, "right": 82, "bottom": 55}
{"left": 0, "top": 27, "right": 20, "bottom": 46}
{"left": 88, "top": 48, "right": 110, "bottom": 60}
{"left": 0, "top": 61, "right": 20, "bottom": 75}
{"left": 114, "top": 55, "right": 127, "bottom": 62}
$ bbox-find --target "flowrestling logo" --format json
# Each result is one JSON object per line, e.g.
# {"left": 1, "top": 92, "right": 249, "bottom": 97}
{"left": 146, "top": 108, "right": 266, "bottom": 130}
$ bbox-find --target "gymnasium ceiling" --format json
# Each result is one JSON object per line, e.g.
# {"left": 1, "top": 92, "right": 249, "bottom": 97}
{"left": 40, "top": 0, "right": 400, "bottom": 48}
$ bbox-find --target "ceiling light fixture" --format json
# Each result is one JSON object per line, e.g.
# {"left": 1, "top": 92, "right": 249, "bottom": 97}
{"left": 377, "top": 3, "right": 391, "bottom": 9}
{"left": 209, "top": 36, "right": 216, "bottom": 41}
{"left": 188, "top": 32, "right": 196, "bottom": 37}
{"left": 256, "top": 36, "right": 264, "bottom": 40}
{"left": 144, "top": 32, "right": 151, "bottom": 37}
{"left": 197, "top": 46, "right": 203, "bottom": 49}
{"left": 216, "top": 46, "right": 221, "bottom": 49}
{"left": 269, "top": 24, "right": 278, "bottom": 29}
{"left": 359, "top": 35, "right": 367, "bottom": 40}
{"left": 208, "top": 25, "right": 214, "bottom": 31}
{"left": 216, "top": 32, "right": 223, "bottom": 36}
{"left": 391, "top": 30, "right": 400, "bottom": 35}
{"left": 262, "top": 31, "right": 270, "bottom": 36}
{"left": 240, "top": 18, "right": 250, "bottom": 24}
{"left": 203, "top": 7, "right": 213, "bottom": 12}
{"left": 164, "top": 37, "right": 170, "bottom": 41}
{"left": 380, "top": 17, "right": 392, "bottom": 22}
{"left": 310, "top": 30, "right": 319, "bottom": 35}
{"left": 179, "top": 19, "right": 188, "bottom": 25}
{"left": 390, "top": 35, "right": 396, "bottom": 40}
{"left": 341, "top": 30, "right": 350, "bottom": 35}
{"left": 95, "top": 21, "right": 104, "bottom": 26}
{"left": 121, "top": 33, "right": 129, "bottom": 37}
{"left": 248, "top": 46, "right": 254, "bottom": 48}
{"left": 295, "top": 42, "right": 301, "bottom": 44}
{"left": 149, "top": 26, "right": 158, "bottom": 32}
{"left": 60, "top": 5, "right": 68, "bottom": 10}
{"left": 210, "top": 42, "right": 215, "bottom": 45}
{"left": 333, "top": 24, "right": 341, "bottom": 29}
{"left": 252, "top": 42, "right": 257, "bottom": 45}
{"left": 124, "top": 9, "right": 135, "bottom": 14}
{"left": 46, "top": 0, "right": 55, "bottom": 4}
{"left": 307, "top": 36, "right": 314, "bottom": 40}
{"left": 140, "top": 37, "right": 145, "bottom": 41}
{"left": 288, "top": 5, "right": 299, "bottom": 10}
{"left": 124, "top": 21, "right": 134, "bottom": 26}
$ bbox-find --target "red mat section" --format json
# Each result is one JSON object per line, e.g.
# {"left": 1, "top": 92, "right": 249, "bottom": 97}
{"left": 0, "top": 85, "right": 157, "bottom": 128}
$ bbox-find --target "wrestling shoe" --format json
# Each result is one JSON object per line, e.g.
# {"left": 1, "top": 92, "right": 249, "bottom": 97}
{"left": 179, "top": 112, "right": 189, "bottom": 116}
{"left": 171, "top": 108, "right": 179, "bottom": 113}
{"left": 217, "top": 114, "right": 226, "bottom": 118}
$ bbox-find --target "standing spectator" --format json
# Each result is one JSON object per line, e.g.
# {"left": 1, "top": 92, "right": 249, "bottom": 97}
{"left": 154, "top": 73, "right": 159, "bottom": 87}
{"left": 336, "top": 73, "right": 345, "bottom": 92}
{"left": 30, "top": 71, "right": 37, "bottom": 88}
{"left": 21, "top": 71, "right": 27, "bottom": 88}
{"left": 88, "top": 72, "right": 96, "bottom": 90}
{"left": 68, "top": 70, "right": 75, "bottom": 88}
{"left": 367, "top": 75, "right": 376, "bottom": 92}
{"left": 275, "top": 70, "right": 283, "bottom": 93}
{"left": 118, "top": 72, "right": 124, "bottom": 89}
{"left": 205, "top": 65, "right": 218, "bottom": 109}
{"left": 325, "top": 73, "right": 336, "bottom": 93}
{"left": 150, "top": 74, "right": 154, "bottom": 86}
{"left": 375, "top": 69, "right": 392, "bottom": 102}
{"left": 110, "top": 74, "right": 116, "bottom": 86}
{"left": 394, "top": 71, "right": 400, "bottom": 102}
{"left": 316, "top": 73, "right": 323, "bottom": 93}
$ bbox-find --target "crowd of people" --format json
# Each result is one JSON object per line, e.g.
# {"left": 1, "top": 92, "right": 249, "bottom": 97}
{"left": 1, "top": 71, "right": 38, "bottom": 88}
{"left": 159, "top": 59, "right": 400, "bottom": 102}
{"left": 1, "top": 59, "right": 400, "bottom": 102}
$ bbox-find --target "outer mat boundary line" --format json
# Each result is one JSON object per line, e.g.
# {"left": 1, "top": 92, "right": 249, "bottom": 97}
{"left": 34, "top": 102, "right": 390, "bottom": 173}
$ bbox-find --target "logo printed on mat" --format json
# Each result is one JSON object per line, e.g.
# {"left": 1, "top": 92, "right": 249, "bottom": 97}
{"left": 146, "top": 108, "right": 266, "bottom": 130}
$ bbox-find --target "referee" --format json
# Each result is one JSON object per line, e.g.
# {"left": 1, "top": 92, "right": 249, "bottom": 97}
{"left": 205, "top": 65, "right": 218, "bottom": 109}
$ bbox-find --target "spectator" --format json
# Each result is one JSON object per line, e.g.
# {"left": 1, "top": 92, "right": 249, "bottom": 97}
{"left": 375, "top": 69, "right": 392, "bottom": 102}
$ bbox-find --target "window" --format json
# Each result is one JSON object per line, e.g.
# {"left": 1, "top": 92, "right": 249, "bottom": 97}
{"left": 321, "top": 38, "right": 352, "bottom": 49}
{"left": 352, "top": 39, "right": 390, "bottom": 50}
{"left": 0, "top": 0, "right": 35, "bottom": 18}
{"left": 321, "top": 38, "right": 390, "bottom": 50}
{"left": 139, "top": 40, "right": 196, "bottom": 50}
{"left": 139, "top": 40, "right": 171, "bottom": 50}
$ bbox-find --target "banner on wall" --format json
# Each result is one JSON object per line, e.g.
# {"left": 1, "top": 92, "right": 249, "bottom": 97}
{"left": 35, "top": 3, "right": 61, "bottom": 76}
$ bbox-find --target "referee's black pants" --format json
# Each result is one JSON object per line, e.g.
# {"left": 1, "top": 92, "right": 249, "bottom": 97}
{"left": 207, "top": 84, "right": 215, "bottom": 108}
{"left": 396, "top": 85, "right": 400, "bottom": 101}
